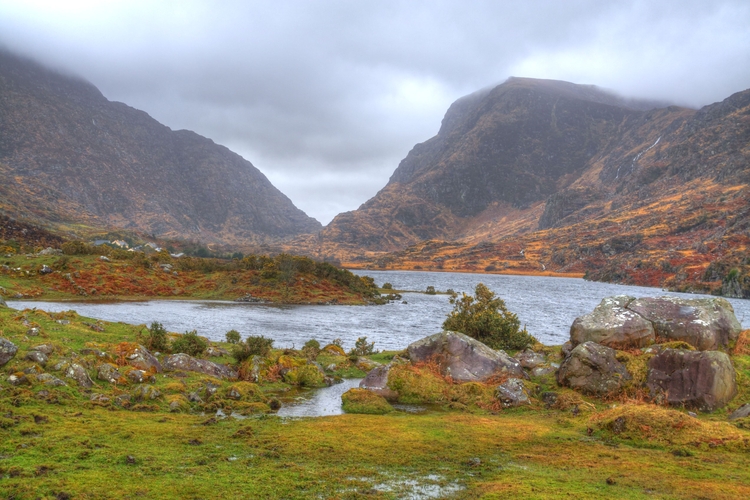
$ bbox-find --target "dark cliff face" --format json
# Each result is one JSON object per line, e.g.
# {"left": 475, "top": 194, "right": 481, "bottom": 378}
{"left": 323, "top": 77, "right": 663, "bottom": 250}
{"left": 0, "top": 50, "right": 321, "bottom": 243}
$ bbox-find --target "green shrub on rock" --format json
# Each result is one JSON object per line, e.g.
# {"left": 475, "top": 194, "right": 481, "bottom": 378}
{"left": 341, "top": 388, "right": 393, "bottom": 414}
{"left": 171, "top": 330, "right": 208, "bottom": 357}
{"left": 233, "top": 335, "right": 274, "bottom": 363}
{"left": 443, "top": 283, "right": 536, "bottom": 351}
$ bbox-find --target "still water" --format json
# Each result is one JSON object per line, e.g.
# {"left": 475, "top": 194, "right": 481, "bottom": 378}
{"left": 10, "top": 270, "right": 749, "bottom": 351}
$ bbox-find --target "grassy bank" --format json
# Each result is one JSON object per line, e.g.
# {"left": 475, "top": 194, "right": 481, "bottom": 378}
{"left": 0, "top": 250, "right": 379, "bottom": 304}
{"left": 1, "top": 306, "right": 749, "bottom": 499}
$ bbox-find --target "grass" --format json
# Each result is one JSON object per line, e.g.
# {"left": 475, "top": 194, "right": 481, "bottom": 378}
{"left": 1, "top": 306, "right": 750, "bottom": 498}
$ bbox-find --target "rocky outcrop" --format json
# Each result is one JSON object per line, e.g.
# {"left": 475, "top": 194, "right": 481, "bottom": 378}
{"left": 407, "top": 331, "right": 523, "bottom": 382}
{"left": 570, "top": 295, "right": 741, "bottom": 351}
{"left": 0, "top": 338, "right": 18, "bottom": 365}
{"left": 496, "top": 378, "right": 530, "bottom": 407}
{"left": 163, "top": 353, "right": 237, "bottom": 380}
{"left": 570, "top": 296, "right": 655, "bottom": 348}
{"left": 647, "top": 349, "right": 737, "bottom": 411}
{"left": 124, "top": 345, "right": 163, "bottom": 373}
{"left": 97, "top": 363, "right": 122, "bottom": 384}
{"left": 628, "top": 297, "right": 741, "bottom": 350}
{"left": 359, "top": 365, "right": 398, "bottom": 400}
{"left": 557, "top": 342, "right": 631, "bottom": 396}
{"left": 514, "top": 349, "right": 546, "bottom": 369}
{"left": 64, "top": 363, "right": 94, "bottom": 388}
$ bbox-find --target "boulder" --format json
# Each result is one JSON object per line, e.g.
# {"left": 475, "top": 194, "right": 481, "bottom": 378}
{"left": 0, "top": 296, "right": 6, "bottom": 307}
{"left": 30, "top": 344, "right": 55, "bottom": 355}
{"left": 64, "top": 363, "right": 94, "bottom": 388}
{"left": 36, "top": 373, "right": 66, "bottom": 387}
{"left": 97, "top": 363, "right": 122, "bottom": 384}
{"left": 359, "top": 365, "right": 399, "bottom": 400}
{"left": 133, "top": 385, "right": 161, "bottom": 401}
{"left": 496, "top": 378, "right": 530, "bottom": 407}
{"left": 407, "top": 331, "right": 523, "bottom": 382}
{"left": 126, "top": 369, "right": 155, "bottom": 384}
{"left": 514, "top": 349, "right": 546, "bottom": 369}
{"left": 729, "top": 403, "right": 750, "bottom": 421}
{"left": 124, "top": 345, "right": 162, "bottom": 373}
{"left": 647, "top": 349, "right": 737, "bottom": 411}
{"left": 0, "top": 338, "right": 19, "bottom": 366}
{"left": 163, "top": 353, "right": 237, "bottom": 379}
{"left": 25, "top": 350, "right": 48, "bottom": 366}
{"left": 570, "top": 296, "right": 655, "bottom": 349}
{"left": 557, "top": 341, "right": 631, "bottom": 396}
{"left": 628, "top": 297, "right": 741, "bottom": 350}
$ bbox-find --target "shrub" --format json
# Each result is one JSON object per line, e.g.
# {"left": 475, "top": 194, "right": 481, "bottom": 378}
{"left": 382, "top": 282, "right": 393, "bottom": 290}
{"left": 144, "top": 322, "right": 169, "bottom": 352}
{"left": 350, "top": 336, "right": 376, "bottom": 356}
{"left": 233, "top": 335, "right": 274, "bottom": 363}
{"left": 426, "top": 286, "right": 436, "bottom": 295}
{"left": 302, "top": 339, "right": 321, "bottom": 360}
{"left": 341, "top": 388, "right": 393, "bottom": 414}
{"left": 171, "top": 330, "right": 207, "bottom": 357}
{"left": 225, "top": 329, "right": 241, "bottom": 344}
{"left": 443, "top": 283, "right": 536, "bottom": 351}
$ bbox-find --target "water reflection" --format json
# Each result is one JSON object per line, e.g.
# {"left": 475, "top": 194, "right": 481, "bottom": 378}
{"left": 277, "top": 378, "right": 362, "bottom": 417}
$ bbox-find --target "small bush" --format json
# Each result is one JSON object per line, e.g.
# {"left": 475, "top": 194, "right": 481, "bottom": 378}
{"left": 341, "top": 388, "right": 393, "bottom": 414}
{"left": 233, "top": 335, "right": 274, "bottom": 363}
{"left": 350, "top": 336, "right": 376, "bottom": 356}
{"left": 302, "top": 339, "right": 321, "bottom": 360}
{"left": 171, "top": 330, "right": 207, "bottom": 357}
{"left": 443, "top": 283, "right": 536, "bottom": 351}
{"left": 225, "top": 329, "right": 241, "bottom": 344}
{"left": 426, "top": 286, "right": 436, "bottom": 295}
{"left": 144, "top": 322, "right": 170, "bottom": 353}
{"left": 382, "top": 282, "right": 393, "bottom": 290}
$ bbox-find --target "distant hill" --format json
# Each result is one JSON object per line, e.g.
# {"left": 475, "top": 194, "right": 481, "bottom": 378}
{"left": 0, "top": 50, "right": 321, "bottom": 245}
{"left": 306, "top": 77, "right": 750, "bottom": 297}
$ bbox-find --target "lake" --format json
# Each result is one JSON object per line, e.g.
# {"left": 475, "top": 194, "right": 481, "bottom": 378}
{"left": 9, "top": 270, "right": 749, "bottom": 352}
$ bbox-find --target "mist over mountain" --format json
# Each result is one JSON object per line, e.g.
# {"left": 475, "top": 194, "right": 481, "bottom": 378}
{"left": 0, "top": 50, "right": 321, "bottom": 245}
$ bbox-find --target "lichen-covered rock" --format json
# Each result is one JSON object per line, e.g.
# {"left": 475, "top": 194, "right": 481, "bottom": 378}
{"left": 205, "top": 346, "right": 230, "bottom": 357}
{"left": 557, "top": 341, "right": 631, "bottom": 396}
{"left": 570, "top": 296, "right": 655, "bottom": 349}
{"left": 30, "top": 344, "right": 55, "bottom": 355}
{"left": 514, "top": 349, "right": 546, "bottom": 369}
{"left": 407, "top": 331, "right": 523, "bottom": 382}
{"left": 496, "top": 378, "right": 530, "bottom": 407}
{"left": 8, "top": 373, "right": 30, "bottom": 386}
{"left": 342, "top": 388, "right": 393, "bottom": 415}
{"left": 359, "top": 365, "right": 398, "bottom": 400}
{"left": 163, "top": 353, "right": 237, "bottom": 379}
{"left": 0, "top": 338, "right": 18, "bottom": 366}
{"left": 628, "top": 297, "right": 741, "bottom": 350}
{"left": 25, "top": 350, "right": 48, "bottom": 366}
{"left": 0, "top": 296, "right": 6, "bottom": 307}
{"left": 64, "top": 363, "right": 94, "bottom": 388}
{"left": 97, "top": 363, "right": 122, "bottom": 384}
{"left": 133, "top": 385, "right": 161, "bottom": 401}
{"left": 126, "top": 369, "right": 155, "bottom": 384}
{"left": 36, "top": 373, "right": 66, "bottom": 387}
{"left": 124, "top": 344, "right": 162, "bottom": 373}
{"left": 729, "top": 403, "right": 750, "bottom": 421}
{"left": 647, "top": 349, "right": 737, "bottom": 411}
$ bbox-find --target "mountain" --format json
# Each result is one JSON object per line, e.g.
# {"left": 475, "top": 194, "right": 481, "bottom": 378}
{"left": 0, "top": 50, "right": 321, "bottom": 245}
{"left": 311, "top": 77, "right": 750, "bottom": 297}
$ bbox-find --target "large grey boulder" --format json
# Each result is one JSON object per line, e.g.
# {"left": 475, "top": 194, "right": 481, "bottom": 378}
{"left": 163, "top": 353, "right": 237, "bottom": 379}
{"left": 407, "top": 331, "right": 523, "bottom": 382}
{"left": 359, "top": 365, "right": 398, "bottom": 400}
{"left": 628, "top": 297, "right": 741, "bottom": 350}
{"left": 570, "top": 296, "right": 655, "bottom": 349}
{"left": 124, "top": 344, "right": 163, "bottom": 373}
{"left": 647, "top": 349, "right": 737, "bottom": 412}
{"left": 557, "top": 341, "right": 631, "bottom": 396}
{"left": 0, "top": 338, "right": 18, "bottom": 366}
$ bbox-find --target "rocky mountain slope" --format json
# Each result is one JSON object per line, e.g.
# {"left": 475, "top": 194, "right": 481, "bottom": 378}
{"left": 0, "top": 50, "right": 320, "bottom": 245}
{"left": 310, "top": 77, "right": 750, "bottom": 297}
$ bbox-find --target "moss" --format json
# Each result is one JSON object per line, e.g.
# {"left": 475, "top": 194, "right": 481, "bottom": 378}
{"left": 283, "top": 365, "right": 325, "bottom": 387}
{"left": 341, "top": 388, "right": 393, "bottom": 414}
{"left": 387, "top": 364, "right": 449, "bottom": 404}
{"left": 222, "top": 382, "right": 266, "bottom": 402}
{"left": 322, "top": 344, "right": 346, "bottom": 356}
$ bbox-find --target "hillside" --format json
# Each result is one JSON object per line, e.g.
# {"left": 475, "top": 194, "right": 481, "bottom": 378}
{"left": 0, "top": 50, "right": 321, "bottom": 246}
{"left": 306, "top": 78, "right": 750, "bottom": 297}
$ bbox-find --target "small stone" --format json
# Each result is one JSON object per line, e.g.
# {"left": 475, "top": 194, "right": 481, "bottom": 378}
{"left": 0, "top": 338, "right": 19, "bottom": 366}
{"left": 728, "top": 403, "right": 750, "bottom": 421}
{"left": 26, "top": 327, "right": 40, "bottom": 337}
{"left": 39, "top": 265, "right": 53, "bottom": 274}
{"left": 25, "top": 351, "right": 48, "bottom": 366}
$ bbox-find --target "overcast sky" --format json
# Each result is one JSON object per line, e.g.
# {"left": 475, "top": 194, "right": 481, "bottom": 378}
{"left": 1, "top": 0, "right": 749, "bottom": 224}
